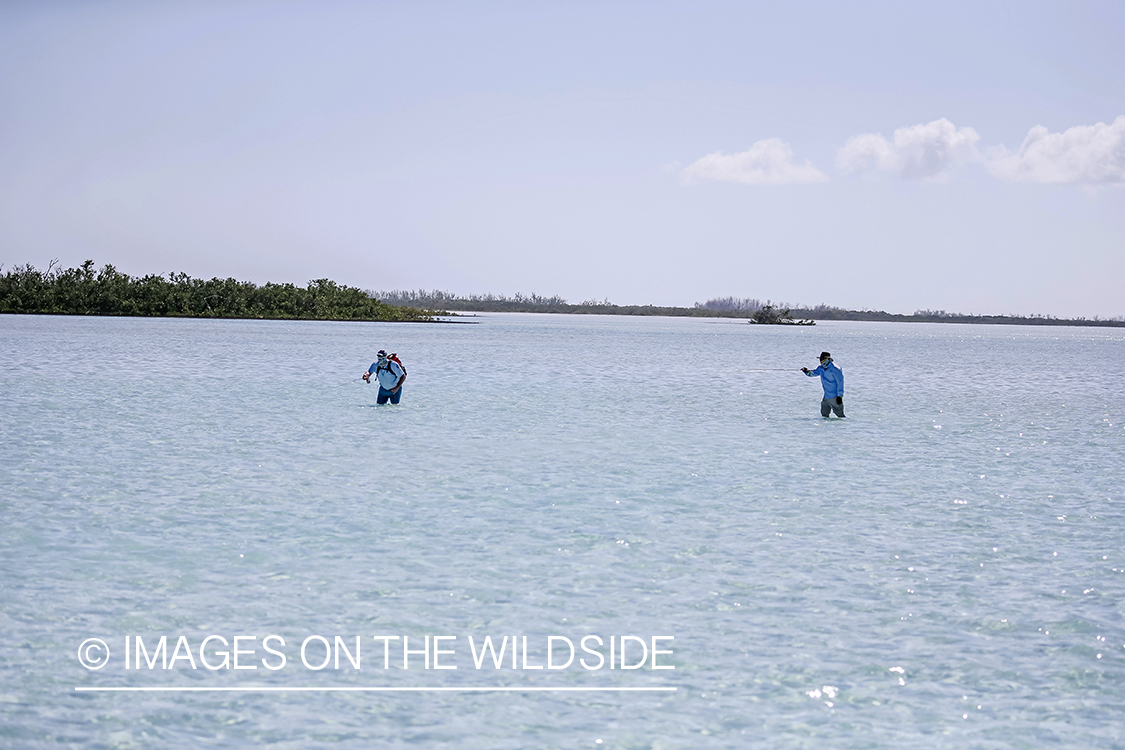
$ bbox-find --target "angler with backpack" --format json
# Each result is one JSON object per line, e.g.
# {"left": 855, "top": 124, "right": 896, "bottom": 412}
{"left": 362, "top": 349, "right": 407, "bottom": 404}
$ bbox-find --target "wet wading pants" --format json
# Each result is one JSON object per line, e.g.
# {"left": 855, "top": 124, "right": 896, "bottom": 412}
{"left": 821, "top": 398, "right": 845, "bottom": 418}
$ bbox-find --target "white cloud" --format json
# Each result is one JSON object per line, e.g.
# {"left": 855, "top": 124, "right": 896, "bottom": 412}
{"left": 837, "top": 118, "right": 981, "bottom": 179}
{"left": 985, "top": 116, "right": 1125, "bottom": 184}
{"left": 682, "top": 139, "right": 828, "bottom": 186}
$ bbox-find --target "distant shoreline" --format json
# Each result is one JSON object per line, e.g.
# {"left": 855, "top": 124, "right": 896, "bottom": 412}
{"left": 378, "top": 295, "right": 1125, "bottom": 329}
{"left": 4, "top": 262, "right": 1120, "bottom": 328}
{"left": 0, "top": 261, "right": 434, "bottom": 323}
{"left": 5, "top": 306, "right": 1121, "bottom": 329}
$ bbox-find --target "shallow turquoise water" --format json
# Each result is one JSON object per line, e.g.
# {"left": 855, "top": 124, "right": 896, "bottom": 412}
{"left": 2, "top": 313, "right": 1123, "bottom": 748}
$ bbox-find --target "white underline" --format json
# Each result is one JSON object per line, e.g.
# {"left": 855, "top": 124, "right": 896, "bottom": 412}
{"left": 74, "top": 686, "right": 676, "bottom": 693}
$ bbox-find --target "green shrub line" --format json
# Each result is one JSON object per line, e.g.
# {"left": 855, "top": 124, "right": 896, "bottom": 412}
{"left": 5, "top": 262, "right": 1120, "bottom": 327}
{"left": 1, "top": 260, "right": 433, "bottom": 322}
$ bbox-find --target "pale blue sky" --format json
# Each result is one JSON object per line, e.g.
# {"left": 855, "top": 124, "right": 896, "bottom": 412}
{"left": 2, "top": 1, "right": 1123, "bottom": 316}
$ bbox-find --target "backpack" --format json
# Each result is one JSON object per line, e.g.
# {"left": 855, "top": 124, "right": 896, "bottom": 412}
{"left": 378, "top": 354, "right": 406, "bottom": 376}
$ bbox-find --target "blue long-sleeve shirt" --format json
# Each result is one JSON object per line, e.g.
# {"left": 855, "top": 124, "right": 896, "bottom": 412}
{"left": 805, "top": 361, "right": 844, "bottom": 399}
{"left": 368, "top": 360, "right": 405, "bottom": 390}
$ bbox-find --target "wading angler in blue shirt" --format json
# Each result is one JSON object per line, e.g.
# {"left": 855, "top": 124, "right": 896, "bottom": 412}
{"left": 362, "top": 349, "right": 407, "bottom": 404}
{"left": 802, "top": 351, "right": 845, "bottom": 418}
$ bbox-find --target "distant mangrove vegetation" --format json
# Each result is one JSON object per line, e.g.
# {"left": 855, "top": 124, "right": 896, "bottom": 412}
{"left": 374, "top": 289, "right": 1125, "bottom": 327}
{"left": 372, "top": 289, "right": 763, "bottom": 319}
{"left": 1, "top": 260, "right": 431, "bottom": 321}
{"left": 6, "top": 263, "right": 1119, "bottom": 327}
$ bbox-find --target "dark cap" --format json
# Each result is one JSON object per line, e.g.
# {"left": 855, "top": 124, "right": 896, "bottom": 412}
{"left": 377, "top": 349, "right": 387, "bottom": 357}
{"left": 819, "top": 351, "right": 831, "bottom": 360}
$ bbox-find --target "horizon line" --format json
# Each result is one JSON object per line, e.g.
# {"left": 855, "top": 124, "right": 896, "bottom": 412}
{"left": 74, "top": 686, "right": 677, "bottom": 693}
